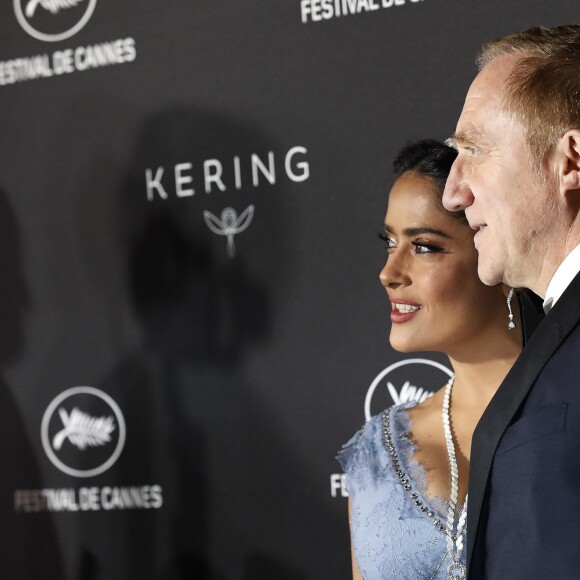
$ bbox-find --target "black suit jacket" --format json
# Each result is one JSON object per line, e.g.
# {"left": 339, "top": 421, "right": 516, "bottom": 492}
{"left": 468, "top": 272, "right": 580, "bottom": 578}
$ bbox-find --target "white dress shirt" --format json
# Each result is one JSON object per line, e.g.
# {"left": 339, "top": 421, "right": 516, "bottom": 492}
{"left": 543, "top": 243, "right": 580, "bottom": 313}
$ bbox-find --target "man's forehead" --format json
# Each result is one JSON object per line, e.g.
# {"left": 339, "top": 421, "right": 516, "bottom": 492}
{"left": 453, "top": 58, "right": 520, "bottom": 142}
{"left": 465, "top": 55, "right": 519, "bottom": 106}
{"left": 477, "top": 54, "right": 520, "bottom": 84}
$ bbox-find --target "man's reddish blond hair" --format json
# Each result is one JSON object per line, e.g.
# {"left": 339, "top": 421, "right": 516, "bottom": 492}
{"left": 477, "top": 25, "right": 580, "bottom": 159}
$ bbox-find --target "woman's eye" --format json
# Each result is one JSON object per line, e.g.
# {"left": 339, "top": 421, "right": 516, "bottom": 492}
{"left": 378, "top": 233, "right": 396, "bottom": 249}
{"left": 412, "top": 242, "right": 443, "bottom": 254}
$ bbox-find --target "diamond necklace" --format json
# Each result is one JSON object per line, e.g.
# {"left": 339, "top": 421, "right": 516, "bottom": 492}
{"left": 442, "top": 376, "right": 468, "bottom": 579}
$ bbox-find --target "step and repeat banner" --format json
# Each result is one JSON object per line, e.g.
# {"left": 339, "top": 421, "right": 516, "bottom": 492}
{"left": 0, "top": 1, "right": 577, "bottom": 579}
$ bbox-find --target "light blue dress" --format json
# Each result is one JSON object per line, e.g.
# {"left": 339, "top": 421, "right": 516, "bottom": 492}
{"left": 337, "top": 401, "right": 467, "bottom": 579}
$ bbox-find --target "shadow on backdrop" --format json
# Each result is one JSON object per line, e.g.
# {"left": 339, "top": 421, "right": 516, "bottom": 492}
{"left": 86, "top": 107, "right": 341, "bottom": 579}
{"left": 68, "top": 101, "right": 345, "bottom": 578}
{"left": 0, "top": 187, "right": 66, "bottom": 579}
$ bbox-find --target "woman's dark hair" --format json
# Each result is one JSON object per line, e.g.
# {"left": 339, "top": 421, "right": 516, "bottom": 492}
{"left": 392, "top": 139, "right": 468, "bottom": 225}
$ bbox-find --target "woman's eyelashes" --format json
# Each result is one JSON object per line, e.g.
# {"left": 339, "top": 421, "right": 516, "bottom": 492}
{"left": 378, "top": 233, "right": 445, "bottom": 254}
{"left": 412, "top": 240, "right": 445, "bottom": 254}
{"left": 378, "top": 233, "right": 396, "bottom": 249}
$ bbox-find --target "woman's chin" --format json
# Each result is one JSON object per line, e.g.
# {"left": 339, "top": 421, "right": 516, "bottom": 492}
{"left": 389, "top": 336, "right": 417, "bottom": 353}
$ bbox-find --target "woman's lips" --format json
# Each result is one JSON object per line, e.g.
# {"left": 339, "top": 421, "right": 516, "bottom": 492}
{"left": 390, "top": 301, "right": 422, "bottom": 323}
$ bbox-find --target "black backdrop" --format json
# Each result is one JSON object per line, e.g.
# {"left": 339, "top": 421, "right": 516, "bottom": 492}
{"left": 0, "top": 2, "right": 577, "bottom": 578}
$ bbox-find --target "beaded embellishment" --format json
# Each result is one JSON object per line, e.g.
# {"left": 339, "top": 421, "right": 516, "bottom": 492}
{"left": 382, "top": 407, "right": 447, "bottom": 534}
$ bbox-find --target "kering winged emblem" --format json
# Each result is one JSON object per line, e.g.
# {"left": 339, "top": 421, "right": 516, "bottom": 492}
{"left": 203, "top": 205, "right": 255, "bottom": 258}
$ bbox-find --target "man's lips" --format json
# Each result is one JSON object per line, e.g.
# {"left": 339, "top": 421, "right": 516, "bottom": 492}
{"left": 473, "top": 224, "right": 487, "bottom": 247}
{"left": 469, "top": 221, "right": 487, "bottom": 231}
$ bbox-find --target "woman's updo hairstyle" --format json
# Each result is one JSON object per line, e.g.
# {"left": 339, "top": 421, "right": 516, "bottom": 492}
{"left": 392, "top": 139, "right": 468, "bottom": 226}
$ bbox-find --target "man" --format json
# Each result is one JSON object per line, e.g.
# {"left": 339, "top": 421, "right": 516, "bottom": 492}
{"left": 443, "top": 25, "right": 580, "bottom": 578}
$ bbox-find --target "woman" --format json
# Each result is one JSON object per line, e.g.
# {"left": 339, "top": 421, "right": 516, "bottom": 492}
{"left": 338, "top": 140, "right": 541, "bottom": 579}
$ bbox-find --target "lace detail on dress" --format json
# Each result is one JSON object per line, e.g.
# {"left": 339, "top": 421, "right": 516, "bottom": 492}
{"left": 396, "top": 405, "right": 449, "bottom": 520}
{"left": 337, "top": 402, "right": 466, "bottom": 579}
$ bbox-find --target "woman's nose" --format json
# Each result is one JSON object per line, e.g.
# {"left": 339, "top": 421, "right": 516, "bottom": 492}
{"left": 379, "top": 252, "right": 410, "bottom": 289}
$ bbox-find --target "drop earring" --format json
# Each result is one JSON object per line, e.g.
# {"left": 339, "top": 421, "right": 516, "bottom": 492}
{"left": 507, "top": 288, "right": 516, "bottom": 330}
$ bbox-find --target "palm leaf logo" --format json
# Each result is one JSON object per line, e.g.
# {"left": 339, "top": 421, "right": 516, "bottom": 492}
{"left": 52, "top": 407, "right": 116, "bottom": 451}
{"left": 25, "top": 0, "right": 84, "bottom": 18}
{"left": 387, "top": 381, "right": 432, "bottom": 405}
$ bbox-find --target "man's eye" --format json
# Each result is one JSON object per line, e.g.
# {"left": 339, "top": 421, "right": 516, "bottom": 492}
{"left": 458, "top": 145, "right": 478, "bottom": 156}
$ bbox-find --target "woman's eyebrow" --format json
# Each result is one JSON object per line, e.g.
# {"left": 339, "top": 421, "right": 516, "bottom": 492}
{"left": 384, "top": 224, "right": 453, "bottom": 239}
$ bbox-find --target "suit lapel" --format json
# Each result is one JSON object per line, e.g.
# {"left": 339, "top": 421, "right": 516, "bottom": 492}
{"left": 467, "top": 270, "right": 580, "bottom": 574}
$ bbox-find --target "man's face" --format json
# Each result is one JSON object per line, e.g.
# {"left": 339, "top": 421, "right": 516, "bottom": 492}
{"left": 443, "top": 55, "right": 555, "bottom": 291}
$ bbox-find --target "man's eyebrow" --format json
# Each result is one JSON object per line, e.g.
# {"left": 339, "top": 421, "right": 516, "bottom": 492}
{"left": 449, "top": 129, "right": 483, "bottom": 147}
{"left": 384, "top": 224, "right": 453, "bottom": 239}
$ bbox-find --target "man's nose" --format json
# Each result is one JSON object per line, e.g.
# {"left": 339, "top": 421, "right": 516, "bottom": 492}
{"left": 442, "top": 159, "right": 474, "bottom": 211}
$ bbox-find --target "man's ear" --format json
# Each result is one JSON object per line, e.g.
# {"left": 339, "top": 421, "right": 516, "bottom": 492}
{"left": 558, "top": 130, "right": 580, "bottom": 196}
